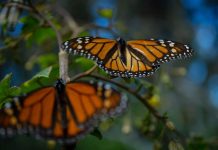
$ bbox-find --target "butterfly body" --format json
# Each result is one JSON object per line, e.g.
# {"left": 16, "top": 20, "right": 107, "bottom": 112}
{"left": 0, "top": 80, "right": 127, "bottom": 143}
{"left": 62, "top": 36, "right": 193, "bottom": 77}
{"left": 117, "top": 37, "right": 127, "bottom": 65}
{"left": 55, "top": 79, "right": 69, "bottom": 133}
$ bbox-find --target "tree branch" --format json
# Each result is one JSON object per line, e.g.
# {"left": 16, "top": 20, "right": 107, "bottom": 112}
{"left": 27, "top": 2, "right": 70, "bottom": 81}
{"left": 59, "top": 50, "right": 70, "bottom": 82}
{"left": 71, "top": 65, "right": 97, "bottom": 81}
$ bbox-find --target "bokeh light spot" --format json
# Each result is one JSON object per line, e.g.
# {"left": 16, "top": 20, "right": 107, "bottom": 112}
{"left": 208, "top": 75, "right": 218, "bottom": 107}
{"left": 188, "top": 59, "right": 207, "bottom": 84}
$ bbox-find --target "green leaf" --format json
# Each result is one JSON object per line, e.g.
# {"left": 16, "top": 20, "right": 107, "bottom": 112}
{"left": 32, "top": 66, "right": 53, "bottom": 79}
{"left": 97, "top": 8, "right": 113, "bottom": 19}
{"left": 73, "top": 57, "right": 112, "bottom": 77}
{"left": 0, "top": 73, "right": 12, "bottom": 90}
{"left": 34, "top": 28, "right": 55, "bottom": 44}
{"left": 8, "top": 86, "right": 21, "bottom": 96}
{"left": 78, "top": 31, "right": 90, "bottom": 37}
{"left": 97, "top": 68, "right": 109, "bottom": 77}
{"left": 169, "top": 141, "right": 184, "bottom": 150}
{"left": 90, "top": 128, "right": 103, "bottom": 140}
{"left": 0, "top": 74, "right": 21, "bottom": 106}
{"left": 20, "top": 16, "right": 39, "bottom": 32}
{"left": 26, "top": 27, "right": 56, "bottom": 46}
{"left": 20, "top": 66, "right": 59, "bottom": 94}
{"left": 75, "top": 57, "right": 95, "bottom": 70}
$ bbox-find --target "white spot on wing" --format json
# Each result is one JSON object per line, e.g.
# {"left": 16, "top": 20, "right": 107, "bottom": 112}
{"left": 169, "top": 42, "right": 175, "bottom": 47}
{"left": 77, "top": 45, "right": 82, "bottom": 49}
{"left": 64, "top": 41, "right": 69, "bottom": 45}
{"left": 171, "top": 48, "right": 177, "bottom": 53}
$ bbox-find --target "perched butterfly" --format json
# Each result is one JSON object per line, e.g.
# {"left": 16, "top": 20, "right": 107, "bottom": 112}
{"left": 0, "top": 79, "right": 127, "bottom": 143}
{"left": 62, "top": 36, "right": 193, "bottom": 77}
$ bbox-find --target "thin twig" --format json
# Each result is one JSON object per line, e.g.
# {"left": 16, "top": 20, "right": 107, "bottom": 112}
{"left": 0, "top": 35, "right": 25, "bottom": 52}
{"left": 71, "top": 65, "right": 98, "bottom": 81}
{"left": 11, "top": 1, "right": 62, "bottom": 47}
{"left": 5, "top": 2, "right": 32, "bottom": 11}
{"left": 4, "top": 2, "right": 43, "bottom": 21}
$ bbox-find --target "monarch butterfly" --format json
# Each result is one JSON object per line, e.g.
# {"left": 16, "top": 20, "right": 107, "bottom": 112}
{"left": 62, "top": 37, "right": 193, "bottom": 77}
{"left": 0, "top": 79, "right": 127, "bottom": 143}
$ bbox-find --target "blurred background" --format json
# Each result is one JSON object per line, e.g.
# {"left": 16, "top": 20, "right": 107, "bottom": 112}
{"left": 0, "top": 0, "right": 218, "bottom": 149}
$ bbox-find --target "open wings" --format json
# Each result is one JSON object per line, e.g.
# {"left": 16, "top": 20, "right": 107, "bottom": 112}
{"left": 62, "top": 37, "right": 161, "bottom": 77}
{"left": 62, "top": 37, "right": 193, "bottom": 77}
{"left": 0, "top": 81, "right": 127, "bottom": 143}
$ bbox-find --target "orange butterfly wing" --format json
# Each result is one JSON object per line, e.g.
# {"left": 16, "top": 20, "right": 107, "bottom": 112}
{"left": 62, "top": 37, "right": 159, "bottom": 77}
{"left": 63, "top": 37, "right": 193, "bottom": 78}
{"left": 62, "top": 81, "right": 126, "bottom": 143}
{"left": 62, "top": 36, "right": 116, "bottom": 61}
{"left": 127, "top": 39, "right": 193, "bottom": 66}
{"left": 0, "top": 87, "right": 56, "bottom": 137}
{"left": 0, "top": 81, "right": 127, "bottom": 143}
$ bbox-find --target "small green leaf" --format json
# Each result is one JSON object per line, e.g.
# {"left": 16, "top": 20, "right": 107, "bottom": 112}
{"left": 78, "top": 31, "right": 90, "bottom": 37}
{"left": 34, "top": 28, "right": 55, "bottom": 44}
{"left": 75, "top": 57, "right": 95, "bottom": 70}
{"left": 90, "top": 128, "right": 103, "bottom": 140}
{"left": 97, "top": 68, "right": 109, "bottom": 77}
{"left": 0, "top": 74, "right": 21, "bottom": 105}
{"left": 8, "top": 86, "right": 21, "bottom": 96}
{"left": 26, "top": 27, "right": 56, "bottom": 46}
{"left": 97, "top": 8, "right": 113, "bottom": 19}
{"left": 20, "top": 66, "right": 59, "bottom": 94}
{"left": 0, "top": 73, "right": 12, "bottom": 90}
{"left": 0, "top": 98, "right": 12, "bottom": 108}
{"left": 32, "top": 66, "right": 53, "bottom": 79}
{"left": 20, "top": 16, "right": 39, "bottom": 32}
{"left": 169, "top": 141, "right": 184, "bottom": 150}
{"left": 0, "top": 87, "right": 20, "bottom": 106}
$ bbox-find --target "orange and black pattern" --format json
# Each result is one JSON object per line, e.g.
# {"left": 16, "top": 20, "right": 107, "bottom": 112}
{"left": 62, "top": 37, "right": 193, "bottom": 77}
{"left": 0, "top": 79, "right": 127, "bottom": 143}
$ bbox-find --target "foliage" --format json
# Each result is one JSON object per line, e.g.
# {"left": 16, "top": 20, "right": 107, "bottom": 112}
{"left": 0, "top": 73, "right": 20, "bottom": 108}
